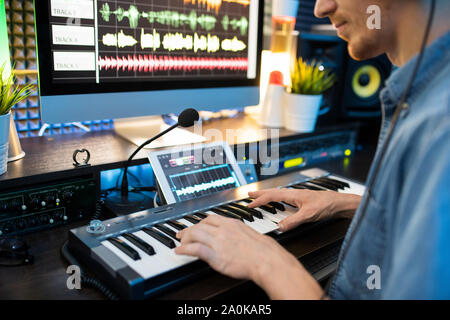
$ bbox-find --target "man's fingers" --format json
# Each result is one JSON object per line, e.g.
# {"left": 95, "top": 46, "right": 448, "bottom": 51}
{"left": 248, "top": 190, "right": 267, "bottom": 198}
{"left": 175, "top": 242, "right": 214, "bottom": 263}
{"left": 176, "top": 215, "right": 225, "bottom": 240}
{"left": 248, "top": 188, "right": 296, "bottom": 208}
{"left": 177, "top": 223, "right": 216, "bottom": 247}
{"left": 278, "top": 209, "right": 310, "bottom": 232}
{"left": 201, "top": 214, "right": 228, "bottom": 227}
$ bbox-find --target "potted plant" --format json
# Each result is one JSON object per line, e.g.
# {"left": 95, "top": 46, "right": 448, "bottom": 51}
{"left": 0, "top": 64, "right": 34, "bottom": 175}
{"left": 283, "top": 57, "right": 336, "bottom": 132}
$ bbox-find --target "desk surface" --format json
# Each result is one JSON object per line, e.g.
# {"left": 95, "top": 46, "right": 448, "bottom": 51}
{"left": 1, "top": 113, "right": 361, "bottom": 188}
{"left": 0, "top": 113, "right": 375, "bottom": 299}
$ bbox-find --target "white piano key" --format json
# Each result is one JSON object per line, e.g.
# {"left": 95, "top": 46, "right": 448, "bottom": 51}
{"left": 134, "top": 230, "right": 197, "bottom": 267}
{"left": 328, "top": 175, "right": 366, "bottom": 196}
{"left": 117, "top": 235, "right": 172, "bottom": 271}
{"left": 101, "top": 240, "right": 162, "bottom": 279}
{"left": 178, "top": 218, "right": 195, "bottom": 227}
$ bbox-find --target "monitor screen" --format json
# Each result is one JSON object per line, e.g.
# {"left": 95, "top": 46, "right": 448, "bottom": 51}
{"left": 148, "top": 142, "right": 247, "bottom": 203}
{"left": 35, "top": 0, "right": 263, "bottom": 123}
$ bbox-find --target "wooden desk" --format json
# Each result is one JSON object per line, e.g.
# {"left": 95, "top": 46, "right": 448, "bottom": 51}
{"left": 0, "top": 113, "right": 375, "bottom": 299}
{"left": 1, "top": 113, "right": 361, "bottom": 188}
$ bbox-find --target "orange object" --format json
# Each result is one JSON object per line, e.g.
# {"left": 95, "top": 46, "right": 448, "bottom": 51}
{"left": 269, "top": 70, "right": 284, "bottom": 85}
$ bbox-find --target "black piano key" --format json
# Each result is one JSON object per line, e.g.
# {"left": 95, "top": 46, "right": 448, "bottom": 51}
{"left": 290, "top": 184, "right": 308, "bottom": 189}
{"left": 269, "top": 201, "right": 285, "bottom": 211}
{"left": 219, "top": 205, "right": 254, "bottom": 222}
{"left": 241, "top": 199, "right": 277, "bottom": 214}
{"left": 322, "top": 177, "right": 350, "bottom": 189}
{"left": 184, "top": 215, "right": 202, "bottom": 224}
{"left": 193, "top": 211, "right": 208, "bottom": 219}
{"left": 297, "top": 183, "right": 324, "bottom": 191}
{"left": 261, "top": 204, "right": 277, "bottom": 214}
{"left": 122, "top": 233, "right": 155, "bottom": 256}
{"left": 315, "top": 177, "right": 344, "bottom": 190}
{"left": 209, "top": 208, "right": 243, "bottom": 221}
{"left": 154, "top": 224, "right": 179, "bottom": 241}
{"left": 108, "top": 237, "right": 141, "bottom": 260}
{"left": 142, "top": 227, "right": 176, "bottom": 249}
{"left": 167, "top": 220, "right": 187, "bottom": 231}
{"left": 308, "top": 179, "right": 339, "bottom": 191}
{"left": 227, "top": 202, "right": 263, "bottom": 219}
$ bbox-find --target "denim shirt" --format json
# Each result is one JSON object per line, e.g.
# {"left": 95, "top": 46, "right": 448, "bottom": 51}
{"left": 329, "top": 31, "right": 450, "bottom": 299}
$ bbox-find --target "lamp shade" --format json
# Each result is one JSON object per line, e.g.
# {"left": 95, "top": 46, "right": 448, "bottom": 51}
{"left": 272, "top": 0, "right": 300, "bottom": 18}
{"left": 0, "top": 1, "right": 11, "bottom": 81}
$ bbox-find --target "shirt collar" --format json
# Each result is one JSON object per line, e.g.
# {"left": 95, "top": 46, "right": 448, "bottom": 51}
{"left": 380, "top": 31, "right": 450, "bottom": 110}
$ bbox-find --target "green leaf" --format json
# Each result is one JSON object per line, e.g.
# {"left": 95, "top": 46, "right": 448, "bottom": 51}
{"left": 289, "top": 57, "right": 336, "bottom": 95}
{"left": 0, "top": 62, "right": 36, "bottom": 115}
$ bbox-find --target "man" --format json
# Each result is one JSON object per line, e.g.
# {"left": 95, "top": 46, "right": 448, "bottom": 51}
{"left": 175, "top": 0, "right": 450, "bottom": 299}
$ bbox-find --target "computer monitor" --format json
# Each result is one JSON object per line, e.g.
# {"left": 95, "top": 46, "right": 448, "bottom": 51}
{"left": 34, "top": 0, "right": 263, "bottom": 126}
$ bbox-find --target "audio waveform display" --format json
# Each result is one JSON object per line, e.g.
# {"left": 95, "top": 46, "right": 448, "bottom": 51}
{"left": 102, "top": 29, "right": 161, "bottom": 50}
{"left": 99, "top": 3, "right": 248, "bottom": 35}
{"left": 221, "top": 15, "right": 249, "bottom": 36}
{"left": 101, "top": 29, "right": 246, "bottom": 52}
{"left": 221, "top": 37, "right": 246, "bottom": 52}
{"left": 102, "top": 29, "right": 138, "bottom": 48}
{"left": 175, "top": 176, "right": 236, "bottom": 196}
{"left": 49, "top": 0, "right": 253, "bottom": 82}
{"left": 183, "top": 0, "right": 250, "bottom": 14}
{"left": 169, "top": 164, "right": 240, "bottom": 201}
{"left": 98, "top": 55, "right": 249, "bottom": 72}
{"left": 163, "top": 32, "right": 220, "bottom": 52}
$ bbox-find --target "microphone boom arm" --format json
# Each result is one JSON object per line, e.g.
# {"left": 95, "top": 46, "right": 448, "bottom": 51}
{"left": 120, "top": 123, "right": 179, "bottom": 197}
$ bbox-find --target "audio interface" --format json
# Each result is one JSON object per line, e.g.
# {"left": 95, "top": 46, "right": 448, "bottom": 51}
{"left": 259, "top": 128, "right": 358, "bottom": 177}
{"left": 0, "top": 177, "right": 97, "bottom": 236}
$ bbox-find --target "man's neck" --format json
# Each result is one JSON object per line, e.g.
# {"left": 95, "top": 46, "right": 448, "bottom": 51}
{"left": 388, "top": 0, "right": 450, "bottom": 66}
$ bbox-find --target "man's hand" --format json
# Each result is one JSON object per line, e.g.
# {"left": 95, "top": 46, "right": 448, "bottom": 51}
{"left": 175, "top": 214, "right": 324, "bottom": 299}
{"left": 248, "top": 188, "right": 361, "bottom": 232}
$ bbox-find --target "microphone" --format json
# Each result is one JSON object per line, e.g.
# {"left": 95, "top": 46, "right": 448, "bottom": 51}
{"left": 120, "top": 108, "right": 199, "bottom": 197}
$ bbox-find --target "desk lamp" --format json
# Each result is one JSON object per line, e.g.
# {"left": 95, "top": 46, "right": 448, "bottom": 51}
{"left": 259, "top": 0, "right": 299, "bottom": 100}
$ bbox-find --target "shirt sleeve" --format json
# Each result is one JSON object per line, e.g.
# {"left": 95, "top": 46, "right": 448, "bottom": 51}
{"left": 382, "top": 122, "right": 450, "bottom": 299}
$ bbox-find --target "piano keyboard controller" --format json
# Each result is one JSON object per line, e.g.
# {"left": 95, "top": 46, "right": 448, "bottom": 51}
{"left": 68, "top": 168, "right": 365, "bottom": 299}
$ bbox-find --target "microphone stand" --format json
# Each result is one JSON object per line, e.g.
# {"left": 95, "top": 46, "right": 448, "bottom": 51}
{"left": 121, "top": 123, "right": 179, "bottom": 197}
{"left": 105, "top": 108, "right": 199, "bottom": 216}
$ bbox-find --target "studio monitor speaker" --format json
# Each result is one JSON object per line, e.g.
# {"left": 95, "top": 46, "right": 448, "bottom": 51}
{"left": 340, "top": 54, "right": 392, "bottom": 118}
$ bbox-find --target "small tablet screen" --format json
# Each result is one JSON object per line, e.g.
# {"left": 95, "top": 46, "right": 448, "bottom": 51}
{"left": 149, "top": 142, "right": 246, "bottom": 204}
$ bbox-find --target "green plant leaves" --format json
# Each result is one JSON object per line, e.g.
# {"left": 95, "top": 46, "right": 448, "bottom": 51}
{"left": 0, "top": 63, "right": 35, "bottom": 116}
{"left": 290, "top": 57, "right": 336, "bottom": 95}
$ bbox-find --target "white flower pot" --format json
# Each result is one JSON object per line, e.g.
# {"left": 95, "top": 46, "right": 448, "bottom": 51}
{"left": 0, "top": 112, "right": 11, "bottom": 175}
{"left": 282, "top": 92, "right": 324, "bottom": 133}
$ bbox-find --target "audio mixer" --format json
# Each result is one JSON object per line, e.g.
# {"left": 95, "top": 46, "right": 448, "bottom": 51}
{"left": 0, "top": 177, "right": 97, "bottom": 236}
